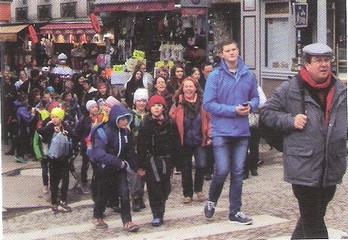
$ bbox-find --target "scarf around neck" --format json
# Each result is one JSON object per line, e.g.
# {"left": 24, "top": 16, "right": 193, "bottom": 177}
{"left": 299, "top": 67, "right": 335, "bottom": 125}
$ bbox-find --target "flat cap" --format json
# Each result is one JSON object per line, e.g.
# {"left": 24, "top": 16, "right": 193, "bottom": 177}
{"left": 302, "top": 43, "right": 333, "bottom": 56}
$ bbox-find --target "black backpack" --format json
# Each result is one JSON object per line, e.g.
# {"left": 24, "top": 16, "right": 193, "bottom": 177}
{"left": 259, "top": 77, "right": 305, "bottom": 152}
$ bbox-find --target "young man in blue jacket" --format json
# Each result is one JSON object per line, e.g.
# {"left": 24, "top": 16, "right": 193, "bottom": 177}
{"left": 203, "top": 40, "right": 259, "bottom": 225}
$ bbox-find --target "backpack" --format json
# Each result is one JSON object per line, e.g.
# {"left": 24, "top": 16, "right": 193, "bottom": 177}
{"left": 259, "top": 77, "right": 305, "bottom": 152}
{"left": 48, "top": 131, "right": 71, "bottom": 159}
{"left": 86, "top": 122, "right": 108, "bottom": 163}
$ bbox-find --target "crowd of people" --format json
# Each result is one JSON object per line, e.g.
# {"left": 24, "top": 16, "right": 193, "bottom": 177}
{"left": 2, "top": 40, "right": 346, "bottom": 239}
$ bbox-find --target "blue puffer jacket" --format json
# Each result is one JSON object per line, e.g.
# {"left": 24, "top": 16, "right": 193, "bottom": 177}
{"left": 93, "top": 105, "right": 138, "bottom": 171}
{"left": 203, "top": 57, "right": 259, "bottom": 137}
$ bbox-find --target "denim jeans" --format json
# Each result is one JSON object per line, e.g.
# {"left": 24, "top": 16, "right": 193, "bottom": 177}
{"left": 291, "top": 184, "right": 336, "bottom": 239}
{"left": 182, "top": 145, "right": 207, "bottom": 197}
{"left": 208, "top": 136, "right": 249, "bottom": 217}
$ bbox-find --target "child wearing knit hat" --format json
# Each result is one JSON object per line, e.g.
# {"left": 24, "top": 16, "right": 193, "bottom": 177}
{"left": 136, "top": 94, "right": 181, "bottom": 226}
{"left": 37, "top": 107, "right": 75, "bottom": 214}
{"left": 128, "top": 88, "right": 149, "bottom": 212}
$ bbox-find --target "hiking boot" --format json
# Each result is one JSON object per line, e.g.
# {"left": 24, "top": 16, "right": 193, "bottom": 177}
{"left": 132, "top": 198, "right": 141, "bottom": 212}
{"left": 123, "top": 222, "right": 139, "bottom": 232}
{"left": 95, "top": 218, "right": 108, "bottom": 229}
{"left": 151, "top": 218, "right": 163, "bottom": 227}
{"left": 139, "top": 197, "right": 146, "bottom": 209}
{"left": 204, "top": 174, "right": 212, "bottom": 181}
{"left": 204, "top": 201, "right": 216, "bottom": 219}
{"left": 195, "top": 192, "right": 206, "bottom": 202}
{"left": 111, "top": 205, "right": 121, "bottom": 213}
{"left": 257, "top": 160, "right": 264, "bottom": 166}
{"left": 81, "top": 183, "right": 90, "bottom": 194}
{"left": 250, "top": 169, "right": 258, "bottom": 176}
{"left": 42, "top": 185, "right": 49, "bottom": 194}
{"left": 51, "top": 204, "right": 59, "bottom": 214}
{"left": 183, "top": 196, "right": 192, "bottom": 204}
{"left": 229, "top": 212, "right": 253, "bottom": 225}
{"left": 15, "top": 156, "right": 27, "bottom": 163}
{"left": 59, "top": 201, "right": 72, "bottom": 212}
{"left": 5, "top": 150, "right": 15, "bottom": 155}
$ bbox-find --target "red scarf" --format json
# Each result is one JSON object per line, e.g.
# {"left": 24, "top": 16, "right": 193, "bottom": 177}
{"left": 299, "top": 67, "right": 335, "bottom": 125}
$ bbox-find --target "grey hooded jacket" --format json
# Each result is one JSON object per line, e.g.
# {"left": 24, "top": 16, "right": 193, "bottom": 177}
{"left": 260, "top": 75, "right": 347, "bottom": 187}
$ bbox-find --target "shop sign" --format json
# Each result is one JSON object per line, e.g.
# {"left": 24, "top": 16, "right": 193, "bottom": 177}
{"left": 181, "top": 0, "right": 211, "bottom": 7}
{"left": 133, "top": 49, "right": 145, "bottom": 60}
{"left": 293, "top": 3, "right": 308, "bottom": 28}
{"left": 113, "top": 65, "right": 125, "bottom": 72}
{"left": 28, "top": 25, "right": 38, "bottom": 44}
{"left": 90, "top": 13, "right": 101, "bottom": 33}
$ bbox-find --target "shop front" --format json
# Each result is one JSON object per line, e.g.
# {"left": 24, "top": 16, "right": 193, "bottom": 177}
{"left": 94, "top": 0, "right": 211, "bottom": 76}
{"left": 258, "top": 0, "right": 347, "bottom": 96}
{"left": 39, "top": 22, "right": 105, "bottom": 70}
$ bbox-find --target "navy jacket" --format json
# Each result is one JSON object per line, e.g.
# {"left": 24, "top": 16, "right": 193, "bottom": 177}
{"left": 93, "top": 105, "right": 138, "bottom": 171}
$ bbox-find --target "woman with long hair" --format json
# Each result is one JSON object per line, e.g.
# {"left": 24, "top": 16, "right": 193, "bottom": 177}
{"left": 169, "top": 77, "right": 211, "bottom": 204}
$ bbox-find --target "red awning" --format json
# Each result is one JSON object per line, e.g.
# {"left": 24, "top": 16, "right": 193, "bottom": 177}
{"left": 95, "top": 1, "right": 175, "bottom": 12}
{"left": 181, "top": 7, "right": 207, "bottom": 16}
{"left": 40, "top": 23, "right": 96, "bottom": 35}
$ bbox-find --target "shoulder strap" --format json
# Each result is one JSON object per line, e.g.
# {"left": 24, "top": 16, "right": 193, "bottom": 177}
{"left": 296, "top": 76, "right": 306, "bottom": 114}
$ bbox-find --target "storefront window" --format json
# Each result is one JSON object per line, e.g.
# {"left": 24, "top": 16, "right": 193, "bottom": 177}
{"left": 88, "top": 0, "right": 95, "bottom": 15}
{"left": 15, "top": 7, "right": 28, "bottom": 21}
{"left": 61, "top": 2, "right": 77, "bottom": 18}
{"left": 38, "top": 5, "right": 52, "bottom": 21}
{"left": 265, "top": 18, "right": 294, "bottom": 70}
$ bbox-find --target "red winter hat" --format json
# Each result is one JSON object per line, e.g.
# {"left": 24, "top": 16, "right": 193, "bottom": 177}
{"left": 147, "top": 95, "right": 166, "bottom": 110}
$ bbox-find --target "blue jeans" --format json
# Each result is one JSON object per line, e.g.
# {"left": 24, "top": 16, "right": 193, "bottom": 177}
{"left": 181, "top": 145, "right": 207, "bottom": 197}
{"left": 208, "top": 136, "right": 249, "bottom": 217}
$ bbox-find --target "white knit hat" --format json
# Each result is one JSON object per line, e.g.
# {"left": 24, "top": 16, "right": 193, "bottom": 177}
{"left": 86, "top": 100, "right": 98, "bottom": 111}
{"left": 58, "top": 53, "right": 67, "bottom": 60}
{"left": 133, "top": 88, "right": 149, "bottom": 103}
{"left": 105, "top": 96, "right": 121, "bottom": 107}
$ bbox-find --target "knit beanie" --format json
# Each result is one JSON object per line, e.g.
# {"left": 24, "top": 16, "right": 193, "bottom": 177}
{"left": 46, "top": 101, "right": 60, "bottom": 113}
{"left": 147, "top": 95, "right": 166, "bottom": 110}
{"left": 50, "top": 107, "right": 65, "bottom": 120}
{"left": 86, "top": 100, "right": 98, "bottom": 111}
{"left": 133, "top": 88, "right": 149, "bottom": 103}
{"left": 105, "top": 96, "right": 121, "bottom": 107}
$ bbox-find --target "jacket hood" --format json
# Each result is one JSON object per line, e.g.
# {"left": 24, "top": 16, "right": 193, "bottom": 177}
{"left": 108, "top": 104, "right": 133, "bottom": 128}
{"left": 220, "top": 56, "right": 249, "bottom": 76}
{"left": 13, "top": 100, "right": 26, "bottom": 108}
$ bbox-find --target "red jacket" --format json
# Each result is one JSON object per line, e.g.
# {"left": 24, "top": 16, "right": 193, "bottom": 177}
{"left": 169, "top": 95, "right": 210, "bottom": 147}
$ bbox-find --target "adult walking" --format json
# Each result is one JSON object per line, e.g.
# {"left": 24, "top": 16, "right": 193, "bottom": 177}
{"left": 170, "top": 77, "right": 210, "bottom": 204}
{"left": 203, "top": 40, "right": 259, "bottom": 225}
{"left": 260, "top": 43, "right": 347, "bottom": 239}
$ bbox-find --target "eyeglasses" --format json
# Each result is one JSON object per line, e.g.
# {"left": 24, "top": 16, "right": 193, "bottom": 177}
{"left": 312, "top": 57, "right": 331, "bottom": 64}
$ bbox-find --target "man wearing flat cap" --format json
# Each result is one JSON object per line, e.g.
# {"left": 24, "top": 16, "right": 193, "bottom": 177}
{"left": 260, "top": 43, "right": 347, "bottom": 239}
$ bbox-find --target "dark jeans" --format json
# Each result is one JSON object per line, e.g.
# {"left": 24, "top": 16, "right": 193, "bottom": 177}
{"left": 291, "top": 184, "right": 336, "bottom": 239}
{"left": 80, "top": 147, "right": 90, "bottom": 184}
{"left": 93, "top": 167, "right": 131, "bottom": 224}
{"left": 244, "top": 128, "right": 261, "bottom": 173}
{"left": 16, "top": 133, "right": 31, "bottom": 157}
{"left": 182, "top": 145, "right": 207, "bottom": 197}
{"left": 49, "top": 157, "right": 70, "bottom": 205}
{"left": 41, "top": 158, "right": 49, "bottom": 186}
{"left": 145, "top": 158, "right": 172, "bottom": 219}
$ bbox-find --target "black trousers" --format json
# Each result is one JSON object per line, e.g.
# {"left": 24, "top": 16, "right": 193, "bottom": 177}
{"left": 49, "top": 158, "right": 70, "bottom": 205}
{"left": 93, "top": 167, "right": 131, "bottom": 224}
{"left": 80, "top": 147, "right": 90, "bottom": 184}
{"left": 291, "top": 184, "right": 336, "bottom": 239}
{"left": 145, "top": 161, "right": 172, "bottom": 219}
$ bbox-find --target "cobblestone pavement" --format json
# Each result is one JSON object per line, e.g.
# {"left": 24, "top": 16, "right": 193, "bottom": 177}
{"left": 2, "top": 144, "right": 348, "bottom": 239}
